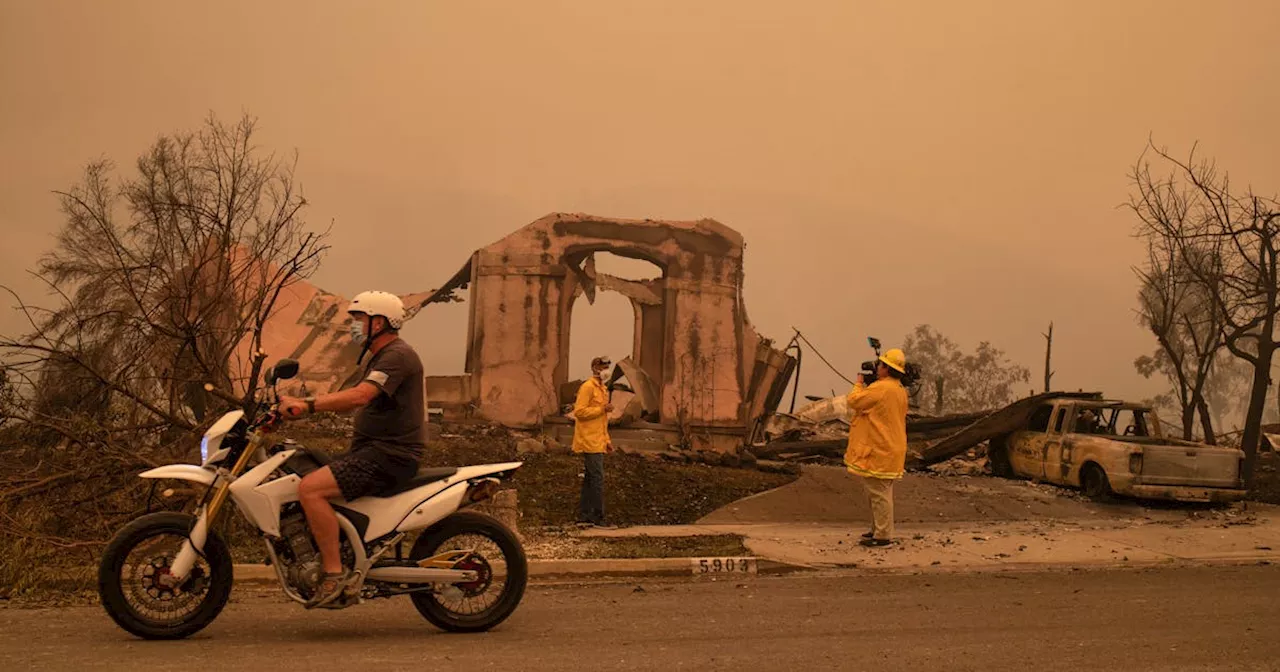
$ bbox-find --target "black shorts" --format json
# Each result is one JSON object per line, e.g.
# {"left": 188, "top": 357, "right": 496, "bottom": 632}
{"left": 329, "top": 445, "right": 419, "bottom": 500}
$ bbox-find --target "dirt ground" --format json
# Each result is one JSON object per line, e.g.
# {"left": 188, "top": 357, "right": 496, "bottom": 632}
{"left": 525, "top": 533, "right": 748, "bottom": 560}
{"left": 698, "top": 464, "right": 1212, "bottom": 526}
{"left": 288, "top": 420, "right": 795, "bottom": 527}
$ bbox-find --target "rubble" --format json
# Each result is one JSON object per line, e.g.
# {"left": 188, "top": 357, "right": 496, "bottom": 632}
{"left": 753, "top": 391, "right": 1106, "bottom": 470}
{"left": 925, "top": 447, "right": 989, "bottom": 477}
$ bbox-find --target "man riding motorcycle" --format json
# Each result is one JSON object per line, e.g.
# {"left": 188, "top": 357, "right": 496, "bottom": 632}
{"left": 278, "top": 290, "right": 426, "bottom": 608}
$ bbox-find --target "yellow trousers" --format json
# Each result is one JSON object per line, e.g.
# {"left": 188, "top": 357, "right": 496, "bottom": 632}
{"left": 859, "top": 476, "right": 895, "bottom": 540}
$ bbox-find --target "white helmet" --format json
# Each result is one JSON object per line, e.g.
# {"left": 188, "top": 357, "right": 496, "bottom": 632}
{"left": 347, "top": 290, "right": 405, "bottom": 329}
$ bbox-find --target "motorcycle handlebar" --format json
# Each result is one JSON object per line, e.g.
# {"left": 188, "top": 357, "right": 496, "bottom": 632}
{"left": 202, "top": 383, "right": 293, "bottom": 430}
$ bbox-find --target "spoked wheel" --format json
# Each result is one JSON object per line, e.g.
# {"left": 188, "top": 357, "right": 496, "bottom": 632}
{"left": 98, "top": 512, "right": 233, "bottom": 640}
{"left": 408, "top": 511, "right": 527, "bottom": 633}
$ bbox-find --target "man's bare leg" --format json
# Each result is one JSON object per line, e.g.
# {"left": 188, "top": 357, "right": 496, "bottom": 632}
{"left": 298, "top": 467, "right": 348, "bottom": 606}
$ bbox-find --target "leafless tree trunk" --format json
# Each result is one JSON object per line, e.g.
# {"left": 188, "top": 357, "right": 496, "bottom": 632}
{"left": 1128, "top": 138, "right": 1280, "bottom": 480}
{"left": 1042, "top": 322, "right": 1054, "bottom": 393}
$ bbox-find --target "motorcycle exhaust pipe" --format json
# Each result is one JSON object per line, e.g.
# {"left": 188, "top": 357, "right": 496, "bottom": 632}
{"left": 466, "top": 477, "right": 501, "bottom": 503}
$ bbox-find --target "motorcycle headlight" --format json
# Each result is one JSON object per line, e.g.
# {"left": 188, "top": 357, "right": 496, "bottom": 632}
{"left": 200, "top": 436, "right": 210, "bottom": 463}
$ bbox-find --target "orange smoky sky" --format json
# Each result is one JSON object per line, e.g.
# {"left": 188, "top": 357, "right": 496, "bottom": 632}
{"left": 2, "top": 0, "right": 1278, "bottom": 408}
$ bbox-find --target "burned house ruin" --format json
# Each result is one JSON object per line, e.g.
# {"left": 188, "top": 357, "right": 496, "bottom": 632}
{"left": 264, "top": 213, "right": 796, "bottom": 452}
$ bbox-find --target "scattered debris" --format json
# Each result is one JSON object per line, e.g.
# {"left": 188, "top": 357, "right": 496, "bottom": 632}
{"left": 753, "top": 391, "right": 1104, "bottom": 469}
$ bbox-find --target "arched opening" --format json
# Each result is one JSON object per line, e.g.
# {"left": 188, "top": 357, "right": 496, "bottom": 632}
{"left": 593, "top": 251, "right": 664, "bottom": 281}
{"left": 567, "top": 290, "right": 636, "bottom": 382}
{"left": 566, "top": 251, "right": 667, "bottom": 383}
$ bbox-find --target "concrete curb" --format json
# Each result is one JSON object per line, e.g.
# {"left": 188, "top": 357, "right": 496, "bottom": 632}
{"left": 227, "top": 552, "right": 1277, "bottom": 586}
{"left": 230, "top": 557, "right": 807, "bottom": 584}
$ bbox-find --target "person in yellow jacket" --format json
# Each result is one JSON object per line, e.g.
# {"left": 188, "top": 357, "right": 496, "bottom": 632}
{"left": 845, "top": 347, "right": 910, "bottom": 547}
{"left": 573, "top": 356, "right": 615, "bottom": 526}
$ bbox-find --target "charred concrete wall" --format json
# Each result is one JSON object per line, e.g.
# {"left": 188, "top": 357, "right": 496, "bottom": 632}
{"left": 442, "top": 213, "right": 787, "bottom": 431}
{"left": 259, "top": 212, "right": 795, "bottom": 451}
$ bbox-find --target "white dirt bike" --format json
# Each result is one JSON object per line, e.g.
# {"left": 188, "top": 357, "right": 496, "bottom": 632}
{"left": 97, "top": 358, "right": 527, "bottom": 640}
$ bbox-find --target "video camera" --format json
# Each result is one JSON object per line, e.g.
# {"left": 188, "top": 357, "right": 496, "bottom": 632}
{"left": 859, "top": 337, "right": 921, "bottom": 388}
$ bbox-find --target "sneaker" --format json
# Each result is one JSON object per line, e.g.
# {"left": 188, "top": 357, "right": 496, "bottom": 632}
{"left": 305, "top": 571, "right": 350, "bottom": 609}
{"left": 859, "top": 538, "right": 891, "bottom": 548}
{"left": 861, "top": 531, "right": 874, "bottom": 539}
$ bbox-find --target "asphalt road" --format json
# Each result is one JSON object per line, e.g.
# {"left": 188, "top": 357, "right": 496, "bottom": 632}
{"left": 4, "top": 566, "right": 1278, "bottom": 671}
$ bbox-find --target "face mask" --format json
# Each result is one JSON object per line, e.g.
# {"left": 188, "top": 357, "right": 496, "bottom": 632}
{"left": 349, "top": 319, "right": 366, "bottom": 344}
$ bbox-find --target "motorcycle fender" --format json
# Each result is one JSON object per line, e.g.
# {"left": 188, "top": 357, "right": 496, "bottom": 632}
{"left": 139, "top": 464, "right": 217, "bottom": 487}
{"left": 395, "top": 481, "right": 470, "bottom": 534}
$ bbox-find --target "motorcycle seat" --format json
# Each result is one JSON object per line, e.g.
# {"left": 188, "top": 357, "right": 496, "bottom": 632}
{"left": 374, "top": 467, "right": 459, "bottom": 497}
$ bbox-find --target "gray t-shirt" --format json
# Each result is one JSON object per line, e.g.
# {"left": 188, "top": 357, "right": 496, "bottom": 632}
{"left": 353, "top": 338, "right": 426, "bottom": 461}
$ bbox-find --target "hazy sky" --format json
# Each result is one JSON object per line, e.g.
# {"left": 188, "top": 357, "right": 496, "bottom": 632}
{"left": 3, "top": 1, "right": 1278, "bottom": 409}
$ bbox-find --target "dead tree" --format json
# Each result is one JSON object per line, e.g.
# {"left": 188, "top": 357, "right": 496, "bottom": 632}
{"left": 1131, "top": 234, "right": 1222, "bottom": 444}
{"left": 1042, "top": 322, "right": 1054, "bottom": 393}
{"left": 1128, "top": 139, "right": 1280, "bottom": 479}
{"left": 0, "top": 113, "right": 328, "bottom": 549}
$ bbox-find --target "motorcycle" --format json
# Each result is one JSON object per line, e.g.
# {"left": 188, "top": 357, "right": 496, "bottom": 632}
{"left": 97, "top": 357, "right": 527, "bottom": 640}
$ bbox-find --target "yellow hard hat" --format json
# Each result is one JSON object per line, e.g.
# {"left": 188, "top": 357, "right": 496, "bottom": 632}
{"left": 879, "top": 348, "right": 907, "bottom": 374}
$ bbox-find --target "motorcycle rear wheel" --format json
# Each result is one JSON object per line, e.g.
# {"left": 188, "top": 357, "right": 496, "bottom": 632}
{"left": 98, "top": 512, "right": 234, "bottom": 640}
{"left": 408, "top": 511, "right": 527, "bottom": 633}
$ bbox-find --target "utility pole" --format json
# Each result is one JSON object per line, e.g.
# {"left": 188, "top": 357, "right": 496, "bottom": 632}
{"left": 1042, "top": 321, "right": 1055, "bottom": 393}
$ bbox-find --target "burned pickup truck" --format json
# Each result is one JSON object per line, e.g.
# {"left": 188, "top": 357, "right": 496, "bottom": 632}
{"left": 987, "top": 398, "right": 1247, "bottom": 503}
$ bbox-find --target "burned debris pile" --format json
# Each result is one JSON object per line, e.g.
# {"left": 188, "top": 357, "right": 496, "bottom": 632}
{"left": 752, "top": 391, "right": 1105, "bottom": 471}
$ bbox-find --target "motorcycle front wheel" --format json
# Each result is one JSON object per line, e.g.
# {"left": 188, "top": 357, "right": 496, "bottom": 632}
{"left": 98, "top": 512, "right": 234, "bottom": 640}
{"left": 408, "top": 511, "right": 528, "bottom": 633}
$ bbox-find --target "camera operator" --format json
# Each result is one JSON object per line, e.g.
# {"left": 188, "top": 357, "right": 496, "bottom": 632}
{"left": 844, "top": 347, "right": 910, "bottom": 547}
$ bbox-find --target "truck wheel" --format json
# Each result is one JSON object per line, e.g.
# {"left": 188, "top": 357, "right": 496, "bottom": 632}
{"left": 988, "top": 436, "right": 1015, "bottom": 478}
{"left": 1080, "top": 463, "right": 1112, "bottom": 501}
